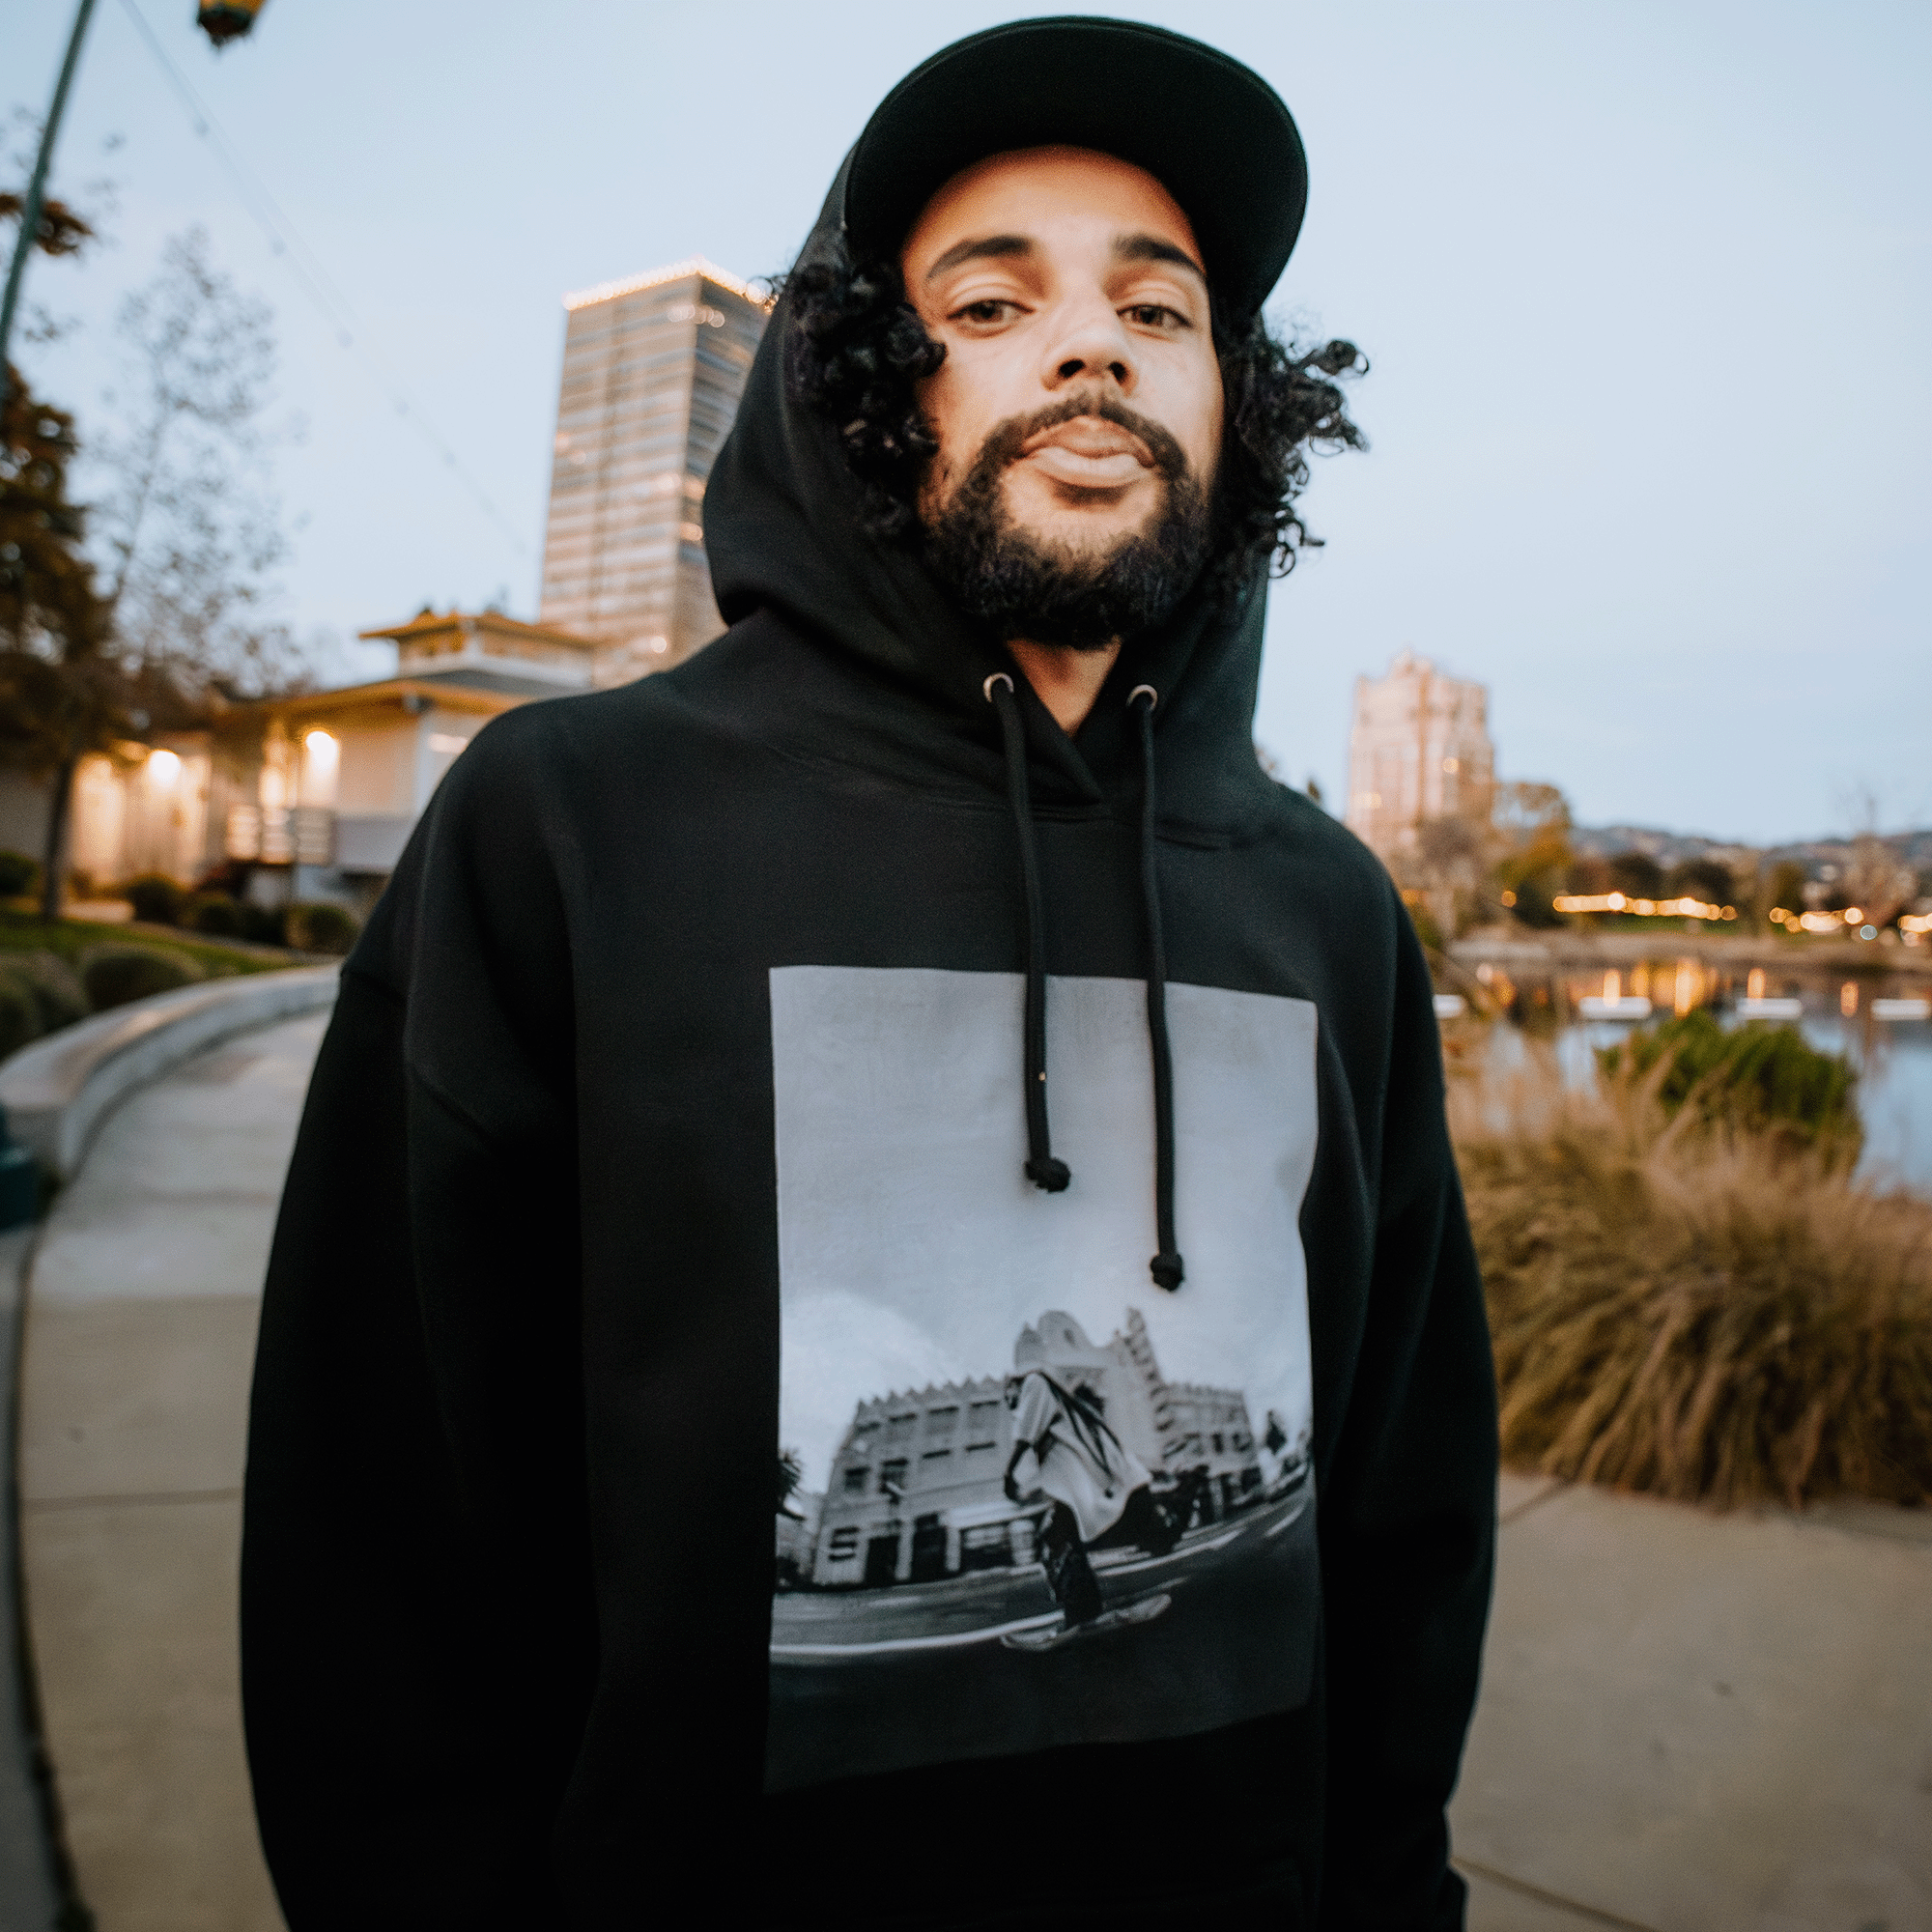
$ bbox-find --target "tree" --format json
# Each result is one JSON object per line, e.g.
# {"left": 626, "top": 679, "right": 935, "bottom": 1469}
{"left": 93, "top": 226, "right": 300, "bottom": 692}
{"left": 1665, "top": 856, "right": 1735, "bottom": 906}
{"left": 1606, "top": 850, "right": 1665, "bottom": 901}
{"left": 0, "top": 158, "right": 121, "bottom": 919}
{"left": 0, "top": 373, "right": 116, "bottom": 886}
{"left": 1490, "top": 782, "right": 1575, "bottom": 928}
{"left": 1, "top": 220, "right": 301, "bottom": 917}
{"left": 1761, "top": 859, "right": 1807, "bottom": 920}
{"left": 777, "top": 1448, "right": 807, "bottom": 1520}
{"left": 0, "top": 370, "right": 192, "bottom": 920}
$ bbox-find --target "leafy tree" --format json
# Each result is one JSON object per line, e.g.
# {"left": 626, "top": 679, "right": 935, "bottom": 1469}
{"left": 777, "top": 1448, "right": 807, "bottom": 1520}
{"left": 0, "top": 368, "right": 121, "bottom": 920}
{"left": 1665, "top": 856, "right": 1735, "bottom": 905}
{"left": 1, "top": 219, "right": 301, "bottom": 917}
{"left": 1606, "top": 850, "right": 1665, "bottom": 901}
{"left": 1759, "top": 859, "right": 1807, "bottom": 921}
{"left": 1491, "top": 781, "right": 1574, "bottom": 928}
{"left": 1565, "top": 853, "right": 1610, "bottom": 895}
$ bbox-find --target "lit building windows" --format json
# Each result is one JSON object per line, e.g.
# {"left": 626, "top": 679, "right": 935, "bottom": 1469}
{"left": 537, "top": 258, "right": 769, "bottom": 676}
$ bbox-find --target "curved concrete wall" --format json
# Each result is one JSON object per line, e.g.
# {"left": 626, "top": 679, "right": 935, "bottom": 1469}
{"left": 0, "top": 967, "right": 340, "bottom": 1181}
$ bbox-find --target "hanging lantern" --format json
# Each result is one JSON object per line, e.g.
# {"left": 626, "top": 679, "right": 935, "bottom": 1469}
{"left": 196, "top": 0, "right": 269, "bottom": 46}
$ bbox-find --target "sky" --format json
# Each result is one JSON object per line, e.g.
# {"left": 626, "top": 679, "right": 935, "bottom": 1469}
{"left": 9, "top": 0, "right": 1929, "bottom": 844}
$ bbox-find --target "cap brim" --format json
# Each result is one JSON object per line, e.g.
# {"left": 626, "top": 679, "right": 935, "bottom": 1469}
{"left": 844, "top": 16, "right": 1307, "bottom": 321}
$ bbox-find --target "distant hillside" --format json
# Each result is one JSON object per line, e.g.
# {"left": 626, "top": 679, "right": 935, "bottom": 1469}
{"left": 1572, "top": 825, "right": 1932, "bottom": 877}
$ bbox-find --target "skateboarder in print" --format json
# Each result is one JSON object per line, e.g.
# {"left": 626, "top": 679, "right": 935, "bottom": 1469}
{"left": 1001, "top": 1360, "right": 1182, "bottom": 1643}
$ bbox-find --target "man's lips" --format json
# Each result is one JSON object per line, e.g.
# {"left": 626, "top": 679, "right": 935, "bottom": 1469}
{"left": 1016, "top": 415, "right": 1156, "bottom": 489}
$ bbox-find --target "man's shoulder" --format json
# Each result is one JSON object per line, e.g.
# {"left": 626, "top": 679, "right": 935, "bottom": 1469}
{"left": 457, "top": 610, "right": 804, "bottom": 780}
{"left": 1246, "top": 779, "right": 1399, "bottom": 905}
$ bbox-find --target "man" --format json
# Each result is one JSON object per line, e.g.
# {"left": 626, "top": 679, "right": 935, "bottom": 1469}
{"left": 243, "top": 19, "right": 1495, "bottom": 1929}
{"left": 1001, "top": 1355, "right": 1182, "bottom": 1636}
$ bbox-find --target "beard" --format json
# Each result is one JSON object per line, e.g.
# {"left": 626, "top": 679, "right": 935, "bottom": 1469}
{"left": 921, "top": 392, "right": 1212, "bottom": 651}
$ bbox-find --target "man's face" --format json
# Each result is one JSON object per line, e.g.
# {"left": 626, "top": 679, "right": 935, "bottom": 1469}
{"left": 901, "top": 148, "right": 1224, "bottom": 642}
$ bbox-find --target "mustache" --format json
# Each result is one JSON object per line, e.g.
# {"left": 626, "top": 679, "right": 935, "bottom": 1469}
{"left": 973, "top": 390, "right": 1192, "bottom": 485}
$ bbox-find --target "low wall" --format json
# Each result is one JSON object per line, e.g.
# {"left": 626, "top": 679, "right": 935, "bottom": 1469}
{"left": 0, "top": 967, "right": 339, "bottom": 1181}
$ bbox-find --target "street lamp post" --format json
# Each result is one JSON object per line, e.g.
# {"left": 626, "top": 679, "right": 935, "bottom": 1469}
{"left": 0, "top": 0, "right": 99, "bottom": 416}
{"left": 1, "top": 0, "right": 274, "bottom": 414}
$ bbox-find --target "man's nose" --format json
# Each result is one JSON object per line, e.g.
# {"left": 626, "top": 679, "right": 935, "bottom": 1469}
{"left": 1039, "top": 296, "right": 1137, "bottom": 395}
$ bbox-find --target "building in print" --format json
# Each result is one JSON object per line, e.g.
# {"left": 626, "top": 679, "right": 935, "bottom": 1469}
{"left": 537, "top": 259, "right": 770, "bottom": 675}
{"left": 808, "top": 1309, "right": 1265, "bottom": 1590}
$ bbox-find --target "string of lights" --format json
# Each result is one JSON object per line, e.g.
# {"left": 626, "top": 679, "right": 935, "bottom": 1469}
{"left": 115, "top": 0, "right": 529, "bottom": 556}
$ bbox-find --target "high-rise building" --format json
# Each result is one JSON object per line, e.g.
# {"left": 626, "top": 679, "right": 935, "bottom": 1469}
{"left": 537, "top": 258, "right": 769, "bottom": 677}
{"left": 1346, "top": 649, "right": 1495, "bottom": 857}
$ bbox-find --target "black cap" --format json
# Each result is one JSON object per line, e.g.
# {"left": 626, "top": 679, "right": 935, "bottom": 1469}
{"left": 843, "top": 17, "right": 1308, "bottom": 322}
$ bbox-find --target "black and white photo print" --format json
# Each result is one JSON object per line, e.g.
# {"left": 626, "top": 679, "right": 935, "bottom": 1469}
{"left": 767, "top": 966, "right": 1321, "bottom": 1792}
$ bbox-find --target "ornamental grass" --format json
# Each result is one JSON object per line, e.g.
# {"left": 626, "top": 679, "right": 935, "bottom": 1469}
{"left": 1449, "top": 1036, "right": 1932, "bottom": 1508}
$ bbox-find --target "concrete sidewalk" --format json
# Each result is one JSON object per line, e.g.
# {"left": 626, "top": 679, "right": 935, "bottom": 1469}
{"left": 15, "top": 1013, "right": 324, "bottom": 1931}
{"left": 1452, "top": 1476, "right": 1932, "bottom": 1931}
{"left": 9, "top": 1010, "right": 1930, "bottom": 1928}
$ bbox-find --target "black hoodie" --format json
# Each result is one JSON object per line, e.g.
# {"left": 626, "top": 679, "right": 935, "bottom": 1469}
{"left": 242, "top": 174, "right": 1496, "bottom": 1932}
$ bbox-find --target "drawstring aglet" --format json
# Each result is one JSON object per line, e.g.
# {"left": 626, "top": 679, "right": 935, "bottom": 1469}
{"left": 1150, "top": 1251, "right": 1184, "bottom": 1292}
{"left": 1025, "top": 1155, "right": 1071, "bottom": 1193}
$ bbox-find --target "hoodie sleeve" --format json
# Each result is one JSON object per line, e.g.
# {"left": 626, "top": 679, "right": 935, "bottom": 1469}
{"left": 241, "top": 717, "right": 595, "bottom": 1928}
{"left": 1319, "top": 896, "right": 1498, "bottom": 1931}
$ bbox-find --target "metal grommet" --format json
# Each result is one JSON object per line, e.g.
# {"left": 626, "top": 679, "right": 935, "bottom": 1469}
{"left": 983, "top": 672, "right": 1015, "bottom": 702}
{"left": 1128, "top": 683, "right": 1158, "bottom": 709}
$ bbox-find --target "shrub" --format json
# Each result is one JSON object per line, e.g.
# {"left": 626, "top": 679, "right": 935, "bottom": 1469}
{"left": 9, "top": 952, "right": 87, "bottom": 1032}
{"left": 286, "top": 901, "right": 359, "bottom": 955}
{"left": 0, "top": 972, "right": 37, "bottom": 1061}
{"left": 0, "top": 850, "right": 41, "bottom": 898}
{"left": 1452, "top": 1043, "right": 1932, "bottom": 1507}
{"left": 122, "top": 874, "right": 185, "bottom": 925}
{"left": 185, "top": 892, "right": 247, "bottom": 938}
{"left": 0, "top": 953, "right": 90, "bottom": 1061}
{"left": 242, "top": 903, "right": 287, "bottom": 946}
{"left": 80, "top": 944, "right": 202, "bottom": 1011}
{"left": 1599, "top": 1010, "right": 1860, "bottom": 1166}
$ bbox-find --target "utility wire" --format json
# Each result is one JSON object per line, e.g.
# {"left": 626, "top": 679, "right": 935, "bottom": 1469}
{"left": 115, "top": 0, "right": 529, "bottom": 556}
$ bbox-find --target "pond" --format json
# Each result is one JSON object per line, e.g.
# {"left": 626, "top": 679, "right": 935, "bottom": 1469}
{"left": 1471, "top": 957, "right": 1932, "bottom": 1196}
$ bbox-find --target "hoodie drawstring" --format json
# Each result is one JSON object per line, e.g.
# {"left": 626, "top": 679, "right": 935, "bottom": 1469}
{"left": 984, "top": 673, "right": 1069, "bottom": 1193}
{"left": 1129, "top": 685, "right": 1185, "bottom": 1292}
{"left": 983, "top": 673, "right": 1184, "bottom": 1291}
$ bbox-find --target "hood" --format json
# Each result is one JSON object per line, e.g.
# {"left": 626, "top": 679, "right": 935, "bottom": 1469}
{"left": 704, "top": 162, "right": 1281, "bottom": 836}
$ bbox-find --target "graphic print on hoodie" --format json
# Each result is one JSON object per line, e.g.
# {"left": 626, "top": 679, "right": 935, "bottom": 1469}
{"left": 767, "top": 966, "right": 1320, "bottom": 1792}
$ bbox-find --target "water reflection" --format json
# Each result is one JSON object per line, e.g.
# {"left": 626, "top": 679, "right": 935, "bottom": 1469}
{"left": 1464, "top": 958, "right": 1932, "bottom": 1194}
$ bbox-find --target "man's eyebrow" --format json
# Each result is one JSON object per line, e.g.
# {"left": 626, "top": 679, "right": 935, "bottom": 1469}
{"left": 1112, "top": 233, "right": 1207, "bottom": 283}
{"left": 923, "top": 234, "right": 1034, "bottom": 281}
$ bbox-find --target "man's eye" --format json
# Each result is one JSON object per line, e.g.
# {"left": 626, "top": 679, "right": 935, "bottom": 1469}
{"left": 1123, "top": 303, "right": 1186, "bottom": 331}
{"left": 954, "top": 299, "right": 1018, "bottom": 326}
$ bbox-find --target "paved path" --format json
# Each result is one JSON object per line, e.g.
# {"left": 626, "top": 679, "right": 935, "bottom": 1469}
{"left": 15, "top": 1013, "right": 323, "bottom": 1932}
{"left": 1452, "top": 1476, "right": 1932, "bottom": 1930}
{"left": 11, "top": 1011, "right": 1931, "bottom": 1929}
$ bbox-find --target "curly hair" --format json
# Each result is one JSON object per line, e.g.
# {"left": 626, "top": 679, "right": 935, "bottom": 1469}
{"left": 783, "top": 248, "right": 1366, "bottom": 608}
